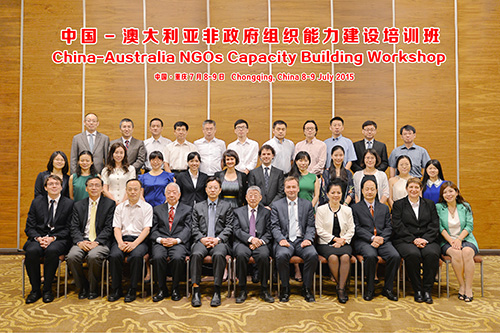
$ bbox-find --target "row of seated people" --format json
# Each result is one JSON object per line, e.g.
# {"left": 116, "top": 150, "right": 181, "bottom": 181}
{"left": 24, "top": 171, "right": 478, "bottom": 307}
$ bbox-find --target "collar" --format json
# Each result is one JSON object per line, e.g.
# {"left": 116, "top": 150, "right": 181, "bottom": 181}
{"left": 364, "top": 199, "right": 375, "bottom": 209}
{"left": 409, "top": 198, "right": 420, "bottom": 208}
{"left": 286, "top": 198, "right": 298, "bottom": 206}
{"left": 427, "top": 179, "right": 443, "bottom": 187}
{"left": 86, "top": 130, "right": 96, "bottom": 136}
{"left": 208, "top": 198, "right": 218, "bottom": 206}
{"left": 47, "top": 194, "right": 61, "bottom": 205}
{"left": 122, "top": 137, "right": 133, "bottom": 143}
{"left": 364, "top": 139, "right": 374, "bottom": 144}
{"left": 174, "top": 140, "right": 187, "bottom": 146}
{"left": 89, "top": 196, "right": 101, "bottom": 206}
{"left": 331, "top": 134, "right": 343, "bottom": 141}
{"left": 248, "top": 205, "right": 259, "bottom": 214}
{"left": 401, "top": 143, "right": 416, "bottom": 150}
{"left": 273, "top": 136, "right": 286, "bottom": 144}
{"left": 304, "top": 137, "right": 318, "bottom": 144}
{"left": 150, "top": 135, "right": 164, "bottom": 143}
{"left": 188, "top": 169, "right": 198, "bottom": 178}
{"left": 167, "top": 203, "right": 179, "bottom": 210}
{"left": 124, "top": 199, "right": 143, "bottom": 208}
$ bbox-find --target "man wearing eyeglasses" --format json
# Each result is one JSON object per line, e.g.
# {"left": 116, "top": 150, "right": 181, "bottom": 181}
{"left": 294, "top": 120, "right": 327, "bottom": 176}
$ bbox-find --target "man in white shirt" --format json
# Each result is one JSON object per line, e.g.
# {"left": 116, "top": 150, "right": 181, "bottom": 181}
{"left": 227, "top": 119, "right": 259, "bottom": 174}
{"left": 108, "top": 179, "right": 152, "bottom": 303}
{"left": 163, "top": 121, "right": 198, "bottom": 175}
{"left": 264, "top": 120, "right": 295, "bottom": 175}
{"left": 194, "top": 120, "right": 226, "bottom": 176}
{"left": 294, "top": 120, "right": 327, "bottom": 175}
{"left": 143, "top": 118, "right": 171, "bottom": 172}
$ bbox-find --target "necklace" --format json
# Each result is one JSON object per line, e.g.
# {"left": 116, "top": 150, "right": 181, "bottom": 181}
{"left": 448, "top": 206, "right": 457, "bottom": 218}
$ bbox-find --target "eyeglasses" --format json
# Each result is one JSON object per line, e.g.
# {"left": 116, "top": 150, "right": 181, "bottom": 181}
{"left": 235, "top": 126, "right": 247, "bottom": 130}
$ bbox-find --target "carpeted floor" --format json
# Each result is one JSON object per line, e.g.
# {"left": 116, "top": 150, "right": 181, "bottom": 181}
{"left": 1, "top": 254, "right": 499, "bottom": 332}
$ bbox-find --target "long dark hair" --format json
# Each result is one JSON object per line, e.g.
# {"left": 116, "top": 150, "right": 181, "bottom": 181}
{"left": 75, "top": 150, "right": 98, "bottom": 177}
{"left": 47, "top": 151, "right": 69, "bottom": 175}
{"left": 438, "top": 181, "right": 470, "bottom": 211}
{"left": 328, "top": 145, "right": 348, "bottom": 182}
{"left": 105, "top": 142, "right": 130, "bottom": 176}
{"left": 422, "top": 159, "right": 445, "bottom": 194}
{"left": 289, "top": 151, "right": 311, "bottom": 179}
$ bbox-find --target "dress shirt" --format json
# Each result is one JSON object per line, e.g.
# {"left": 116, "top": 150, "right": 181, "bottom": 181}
{"left": 194, "top": 137, "right": 226, "bottom": 176}
{"left": 324, "top": 135, "right": 357, "bottom": 169}
{"left": 365, "top": 139, "right": 373, "bottom": 150}
{"left": 410, "top": 199, "right": 420, "bottom": 220}
{"left": 247, "top": 205, "right": 260, "bottom": 242}
{"left": 388, "top": 143, "right": 431, "bottom": 177}
{"left": 86, "top": 130, "right": 96, "bottom": 151}
{"left": 143, "top": 135, "right": 172, "bottom": 170}
{"left": 121, "top": 137, "right": 132, "bottom": 147}
{"left": 286, "top": 198, "right": 302, "bottom": 239}
{"left": 84, "top": 197, "right": 100, "bottom": 239}
{"left": 164, "top": 140, "right": 198, "bottom": 171}
{"left": 188, "top": 169, "right": 198, "bottom": 187}
{"left": 264, "top": 137, "right": 295, "bottom": 174}
{"left": 46, "top": 195, "right": 61, "bottom": 220}
{"left": 113, "top": 199, "right": 153, "bottom": 237}
{"left": 294, "top": 137, "right": 327, "bottom": 175}
{"left": 227, "top": 138, "right": 259, "bottom": 173}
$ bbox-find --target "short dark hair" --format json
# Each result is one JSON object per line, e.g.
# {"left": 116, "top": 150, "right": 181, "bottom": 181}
{"left": 222, "top": 149, "right": 240, "bottom": 167}
{"left": 174, "top": 121, "right": 189, "bottom": 131}
{"left": 206, "top": 176, "right": 222, "bottom": 188}
{"left": 126, "top": 178, "right": 142, "bottom": 187}
{"left": 406, "top": 177, "right": 422, "bottom": 189}
{"left": 330, "top": 116, "right": 344, "bottom": 125}
{"left": 149, "top": 117, "right": 163, "bottom": 127}
{"left": 327, "top": 178, "right": 346, "bottom": 194}
{"left": 272, "top": 120, "right": 287, "bottom": 128}
{"left": 187, "top": 151, "right": 201, "bottom": 163}
{"left": 85, "top": 175, "right": 103, "bottom": 186}
{"left": 400, "top": 124, "right": 416, "bottom": 134}
{"left": 362, "top": 120, "right": 377, "bottom": 129}
{"left": 148, "top": 150, "right": 164, "bottom": 161}
{"left": 203, "top": 119, "right": 216, "bottom": 127}
{"left": 234, "top": 119, "right": 248, "bottom": 129}
{"left": 120, "top": 118, "right": 134, "bottom": 128}
{"left": 303, "top": 120, "right": 318, "bottom": 132}
{"left": 47, "top": 151, "right": 69, "bottom": 175}
{"left": 259, "top": 144, "right": 275, "bottom": 156}
{"left": 44, "top": 174, "right": 63, "bottom": 187}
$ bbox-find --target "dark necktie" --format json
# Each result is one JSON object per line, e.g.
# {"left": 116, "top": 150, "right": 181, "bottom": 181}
{"left": 264, "top": 167, "right": 270, "bottom": 190}
{"left": 168, "top": 206, "right": 175, "bottom": 231}
{"left": 249, "top": 209, "right": 256, "bottom": 237}
{"left": 48, "top": 199, "right": 55, "bottom": 229}
{"left": 367, "top": 141, "right": 373, "bottom": 149}
{"left": 370, "top": 204, "right": 377, "bottom": 236}
{"left": 208, "top": 202, "right": 216, "bottom": 237}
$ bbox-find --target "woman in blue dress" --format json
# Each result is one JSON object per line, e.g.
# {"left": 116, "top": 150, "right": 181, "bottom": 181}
{"left": 138, "top": 151, "right": 175, "bottom": 207}
{"left": 422, "top": 159, "right": 446, "bottom": 203}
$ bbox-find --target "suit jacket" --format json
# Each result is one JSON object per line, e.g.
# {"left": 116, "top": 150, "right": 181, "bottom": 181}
{"left": 214, "top": 169, "right": 247, "bottom": 207}
{"left": 70, "top": 195, "right": 115, "bottom": 247}
{"left": 248, "top": 165, "right": 285, "bottom": 206}
{"left": 270, "top": 197, "right": 315, "bottom": 244}
{"left": 25, "top": 195, "right": 74, "bottom": 241}
{"left": 191, "top": 199, "right": 234, "bottom": 244}
{"left": 316, "top": 204, "right": 354, "bottom": 244}
{"left": 150, "top": 202, "right": 192, "bottom": 245}
{"left": 71, "top": 131, "right": 110, "bottom": 174}
{"left": 436, "top": 202, "right": 478, "bottom": 249}
{"left": 233, "top": 204, "right": 272, "bottom": 246}
{"left": 352, "top": 139, "right": 388, "bottom": 172}
{"left": 110, "top": 137, "right": 146, "bottom": 172}
{"left": 34, "top": 170, "right": 70, "bottom": 198}
{"left": 176, "top": 170, "right": 208, "bottom": 207}
{"left": 352, "top": 200, "right": 392, "bottom": 244}
{"left": 391, "top": 196, "right": 440, "bottom": 246}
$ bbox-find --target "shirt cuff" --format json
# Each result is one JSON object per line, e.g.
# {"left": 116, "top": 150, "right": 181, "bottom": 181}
{"left": 176, "top": 238, "right": 181, "bottom": 244}
{"left": 156, "top": 237, "right": 162, "bottom": 244}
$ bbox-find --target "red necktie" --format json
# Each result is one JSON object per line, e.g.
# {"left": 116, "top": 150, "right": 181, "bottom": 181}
{"left": 370, "top": 205, "right": 377, "bottom": 236}
{"left": 169, "top": 206, "right": 174, "bottom": 231}
{"left": 125, "top": 140, "right": 130, "bottom": 149}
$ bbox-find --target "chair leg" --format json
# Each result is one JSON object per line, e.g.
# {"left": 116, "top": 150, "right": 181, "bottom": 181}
{"left": 446, "top": 259, "right": 450, "bottom": 298}
{"left": 360, "top": 259, "right": 364, "bottom": 298}
{"left": 397, "top": 264, "right": 400, "bottom": 298}
{"left": 64, "top": 260, "right": 68, "bottom": 298}
{"left": 141, "top": 258, "right": 146, "bottom": 298}
{"left": 232, "top": 258, "right": 237, "bottom": 297}
{"left": 354, "top": 259, "right": 358, "bottom": 298}
{"left": 106, "top": 260, "right": 109, "bottom": 298}
{"left": 438, "top": 263, "right": 441, "bottom": 298}
{"left": 22, "top": 259, "right": 26, "bottom": 298}
{"left": 269, "top": 258, "right": 273, "bottom": 296}
{"left": 403, "top": 260, "right": 406, "bottom": 298}
{"left": 480, "top": 260, "right": 484, "bottom": 297}
{"left": 186, "top": 258, "right": 190, "bottom": 298}
{"left": 319, "top": 260, "right": 322, "bottom": 298}
{"left": 227, "top": 258, "right": 232, "bottom": 298}
{"left": 101, "top": 260, "right": 105, "bottom": 298}
{"left": 57, "top": 260, "right": 61, "bottom": 298}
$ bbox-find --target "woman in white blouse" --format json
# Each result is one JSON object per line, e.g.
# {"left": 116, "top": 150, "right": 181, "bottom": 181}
{"left": 353, "top": 149, "right": 389, "bottom": 204}
{"left": 315, "top": 179, "right": 355, "bottom": 303}
{"left": 388, "top": 155, "right": 412, "bottom": 208}
{"left": 101, "top": 142, "right": 136, "bottom": 205}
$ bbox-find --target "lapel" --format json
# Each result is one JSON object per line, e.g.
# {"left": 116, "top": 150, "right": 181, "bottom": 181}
{"left": 406, "top": 197, "right": 418, "bottom": 222}
{"left": 42, "top": 197, "right": 50, "bottom": 226}
{"left": 281, "top": 199, "right": 290, "bottom": 235}
{"left": 82, "top": 198, "right": 91, "bottom": 229}
{"left": 53, "top": 197, "right": 65, "bottom": 225}
{"left": 171, "top": 203, "right": 185, "bottom": 231}
{"left": 93, "top": 132, "right": 102, "bottom": 153}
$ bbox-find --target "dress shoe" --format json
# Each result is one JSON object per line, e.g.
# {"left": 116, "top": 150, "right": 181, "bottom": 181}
{"left": 236, "top": 290, "right": 247, "bottom": 304}
{"left": 42, "top": 290, "right": 54, "bottom": 303}
{"left": 108, "top": 289, "right": 123, "bottom": 302}
{"left": 424, "top": 291, "right": 433, "bottom": 304}
{"left": 26, "top": 290, "right": 42, "bottom": 304}
{"left": 124, "top": 289, "right": 137, "bottom": 302}
{"left": 88, "top": 292, "right": 99, "bottom": 300}
{"left": 191, "top": 287, "right": 201, "bottom": 307}
{"left": 414, "top": 291, "right": 424, "bottom": 303}
{"left": 382, "top": 289, "right": 398, "bottom": 301}
{"left": 78, "top": 288, "right": 89, "bottom": 299}
{"left": 279, "top": 287, "right": 290, "bottom": 302}
{"left": 363, "top": 290, "right": 374, "bottom": 301}
{"left": 153, "top": 290, "right": 168, "bottom": 302}
{"left": 171, "top": 288, "right": 181, "bottom": 301}
{"left": 303, "top": 288, "right": 315, "bottom": 302}
{"left": 210, "top": 291, "right": 221, "bottom": 307}
{"left": 337, "top": 288, "right": 348, "bottom": 304}
{"left": 260, "top": 290, "right": 275, "bottom": 303}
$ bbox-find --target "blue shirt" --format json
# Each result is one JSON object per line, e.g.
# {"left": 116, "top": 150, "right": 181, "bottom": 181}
{"left": 324, "top": 135, "right": 357, "bottom": 169}
{"left": 138, "top": 171, "right": 175, "bottom": 207}
{"left": 388, "top": 144, "right": 431, "bottom": 178}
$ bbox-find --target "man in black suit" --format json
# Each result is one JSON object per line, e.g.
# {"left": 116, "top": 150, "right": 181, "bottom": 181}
{"left": 67, "top": 176, "right": 115, "bottom": 299}
{"left": 151, "top": 183, "right": 192, "bottom": 302}
{"left": 190, "top": 177, "right": 234, "bottom": 307}
{"left": 352, "top": 120, "right": 388, "bottom": 172}
{"left": 271, "top": 176, "right": 317, "bottom": 302}
{"left": 352, "top": 176, "right": 400, "bottom": 301}
{"left": 233, "top": 186, "right": 274, "bottom": 304}
{"left": 24, "top": 175, "right": 74, "bottom": 304}
{"left": 248, "top": 144, "right": 285, "bottom": 207}
{"left": 110, "top": 118, "right": 146, "bottom": 174}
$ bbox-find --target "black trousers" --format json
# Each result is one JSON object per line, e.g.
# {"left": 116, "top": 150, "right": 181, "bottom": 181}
{"left": 190, "top": 242, "right": 228, "bottom": 287}
{"left": 233, "top": 242, "right": 271, "bottom": 288}
{"left": 109, "top": 236, "right": 148, "bottom": 291}
{"left": 152, "top": 242, "right": 188, "bottom": 291}
{"left": 274, "top": 239, "right": 318, "bottom": 289}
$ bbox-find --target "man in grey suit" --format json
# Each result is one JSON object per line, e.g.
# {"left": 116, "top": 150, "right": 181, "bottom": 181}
{"left": 70, "top": 113, "right": 110, "bottom": 174}
{"left": 190, "top": 176, "right": 234, "bottom": 308}
{"left": 110, "top": 118, "right": 146, "bottom": 174}
{"left": 233, "top": 186, "right": 274, "bottom": 304}
{"left": 352, "top": 120, "right": 389, "bottom": 172}
{"left": 248, "top": 144, "right": 285, "bottom": 207}
{"left": 271, "top": 176, "right": 317, "bottom": 303}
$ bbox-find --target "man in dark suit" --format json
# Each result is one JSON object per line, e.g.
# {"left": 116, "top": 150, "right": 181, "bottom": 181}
{"left": 151, "top": 183, "right": 192, "bottom": 302}
{"left": 352, "top": 175, "right": 400, "bottom": 301}
{"left": 190, "top": 177, "right": 234, "bottom": 307}
{"left": 70, "top": 113, "right": 110, "bottom": 174}
{"left": 24, "top": 175, "right": 74, "bottom": 304}
{"left": 110, "top": 118, "right": 146, "bottom": 174}
{"left": 352, "top": 120, "right": 388, "bottom": 172}
{"left": 67, "top": 176, "right": 115, "bottom": 299}
{"left": 233, "top": 186, "right": 274, "bottom": 303}
{"left": 248, "top": 144, "right": 285, "bottom": 207}
{"left": 271, "top": 176, "right": 317, "bottom": 302}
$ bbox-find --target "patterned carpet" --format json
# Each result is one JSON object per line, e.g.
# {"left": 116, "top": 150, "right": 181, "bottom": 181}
{"left": 1, "top": 254, "right": 500, "bottom": 332}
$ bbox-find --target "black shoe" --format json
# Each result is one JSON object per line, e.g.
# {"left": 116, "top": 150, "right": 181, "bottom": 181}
{"left": 337, "top": 288, "right": 348, "bottom": 304}
{"left": 210, "top": 291, "right": 221, "bottom": 307}
{"left": 171, "top": 288, "right": 181, "bottom": 301}
{"left": 252, "top": 270, "right": 259, "bottom": 284}
{"left": 279, "top": 287, "right": 290, "bottom": 302}
{"left": 42, "top": 290, "right": 54, "bottom": 303}
{"left": 363, "top": 290, "right": 374, "bottom": 301}
{"left": 108, "top": 289, "right": 123, "bottom": 302}
{"left": 26, "top": 290, "right": 42, "bottom": 304}
{"left": 191, "top": 288, "right": 201, "bottom": 307}
{"left": 236, "top": 290, "right": 247, "bottom": 304}
{"left": 88, "top": 292, "right": 99, "bottom": 300}
{"left": 260, "top": 290, "right": 275, "bottom": 303}
{"left": 382, "top": 289, "right": 398, "bottom": 301}
{"left": 124, "top": 289, "right": 137, "bottom": 303}
{"left": 303, "top": 288, "right": 315, "bottom": 302}
{"left": 153, "top": 290, "right": 168, "bottom": 302}
{"left": 424, "top": 291, "right": 433, "bottom": 304}
{"left": 414, "top": 291, "right": 424, "bottom": 303}
{"left": 78, "top": 288, "right": 89, "bottom": 299}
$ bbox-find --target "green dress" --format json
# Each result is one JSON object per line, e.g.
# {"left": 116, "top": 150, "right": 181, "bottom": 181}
{"left": 72, "top": 174, "right": 93, "bottom": 202}
{"left": 298, "top": 172, "right": 316, "bottom": 202}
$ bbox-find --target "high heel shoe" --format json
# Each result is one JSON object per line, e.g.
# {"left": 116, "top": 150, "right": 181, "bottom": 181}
{"left": 458, "top": 293, "right": 465, "bottom": 300}
{"left": 337, "top": 288, "right": 348, "bottom": 304}
{"left": 464, "top": 294, "right": 473, "bottom": 302}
